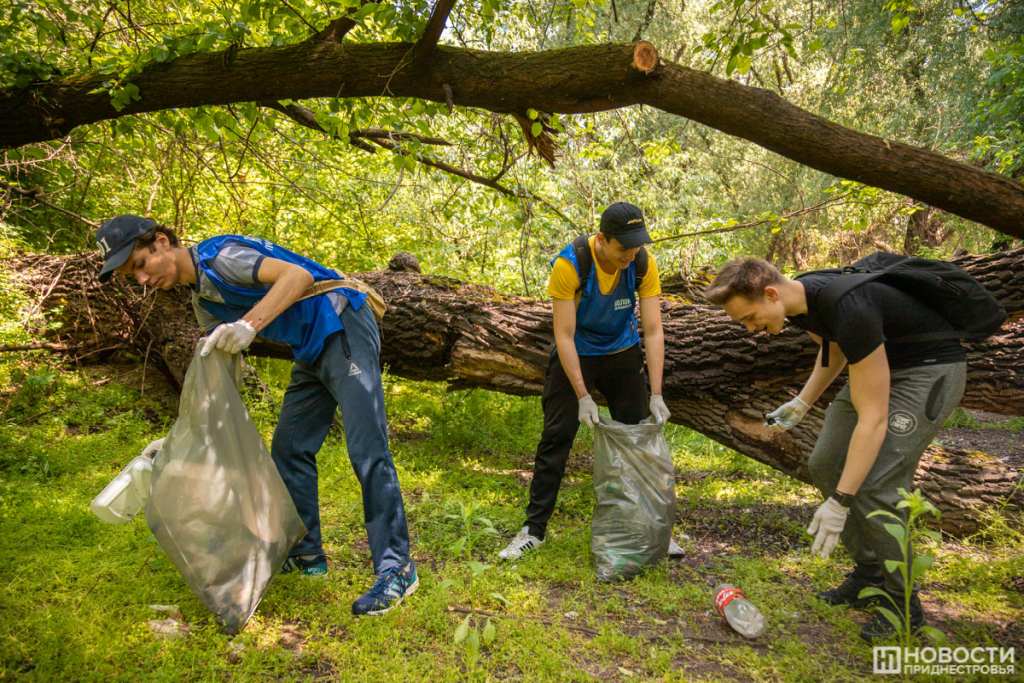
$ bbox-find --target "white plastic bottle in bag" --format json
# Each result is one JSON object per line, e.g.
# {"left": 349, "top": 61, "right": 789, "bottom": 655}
{"left": 714, "top": 584, "right": 766, "bottom": 638}
{"left": 90, "top": 455, "right": 154, "bottom": 524}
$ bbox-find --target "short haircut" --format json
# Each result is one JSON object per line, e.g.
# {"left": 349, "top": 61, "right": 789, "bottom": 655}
{"left": 134, "top": 224, "right": 180, "bottom": 249}
{"left": 704, "top": 257, "right": 783, "bottom": 305}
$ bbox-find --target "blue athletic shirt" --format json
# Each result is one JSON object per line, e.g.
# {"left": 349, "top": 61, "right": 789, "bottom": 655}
{"left": 190, "top": 235, "right": 367, "bottom": 364}
{"left": 550, "top": 242, "right": 641, "bottom": 356}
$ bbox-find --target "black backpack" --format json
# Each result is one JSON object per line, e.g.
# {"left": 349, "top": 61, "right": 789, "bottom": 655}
{"left": 812, "top": 251, "right": 1006, "bottom": 367}
{"left": 569, "top": 234, "right": 649, "bottom": 294}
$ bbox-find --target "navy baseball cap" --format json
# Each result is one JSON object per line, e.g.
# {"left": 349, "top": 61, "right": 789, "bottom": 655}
{"left": 599, "top": 202, "right": 652, "bottom": 248}
{"left": 96, "top": 214, "right": 156, "bottom": 282}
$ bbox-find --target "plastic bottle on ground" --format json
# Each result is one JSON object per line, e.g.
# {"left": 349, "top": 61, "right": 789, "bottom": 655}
{"left": 714, "top": 584, "right": 767, "bottom": 638}
{"left": 90, "top": 455, "right": 154, "bottom": 524}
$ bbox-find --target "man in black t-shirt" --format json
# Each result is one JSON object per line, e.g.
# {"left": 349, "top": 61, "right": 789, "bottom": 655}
{"left": 705, "top": 257, "right": 967, "bottom": 642}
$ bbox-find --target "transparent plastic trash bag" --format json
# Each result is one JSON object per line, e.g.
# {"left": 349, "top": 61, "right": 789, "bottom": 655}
{"left": 591, "top": 417, "right": 675, "bottom": 582}
{"left": 145, "top": 347, "right": 306, "bottom": 634}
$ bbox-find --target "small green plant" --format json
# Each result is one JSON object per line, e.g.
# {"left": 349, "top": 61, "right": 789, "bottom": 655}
{"left": 2, "top": 367, "right": 58, "bottom": 421}
{"left": 860, "top": 488, "right": 946, "bottom": 650}
{"left": 453, "top": 613, "right": 497, "bottom": 673}
{"left": 443, "top": 499, "right": 500, "bottom": 558}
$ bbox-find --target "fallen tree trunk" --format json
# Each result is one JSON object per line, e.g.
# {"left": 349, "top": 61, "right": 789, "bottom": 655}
{"left": 6, "top": 247, "right": 1023, "bottom": 534}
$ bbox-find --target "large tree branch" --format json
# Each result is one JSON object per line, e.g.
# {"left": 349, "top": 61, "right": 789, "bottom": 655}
{"left": 3, "top": 42, "right": 1023, "bottom": 236}
{"left": 413, "top": 0, "right": 456, "bottom": 64}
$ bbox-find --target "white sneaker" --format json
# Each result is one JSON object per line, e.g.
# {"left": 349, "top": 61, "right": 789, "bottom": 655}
{"left": 498, "top": 526, "right": 544, "bottom": 560}
{"left": 668, "top": 537, "right": 686, "bottom": 558}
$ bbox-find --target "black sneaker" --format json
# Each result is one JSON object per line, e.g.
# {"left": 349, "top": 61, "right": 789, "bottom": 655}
{"left": 860, "top": 590, "right": 925, "bottom": 642}
{"left": 817, "top": 565, "right": 884, "bottom": 608}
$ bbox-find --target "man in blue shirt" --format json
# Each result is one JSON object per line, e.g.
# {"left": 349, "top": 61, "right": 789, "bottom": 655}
{"left": 95, "top": 214, "right": 417, "bottom": 616}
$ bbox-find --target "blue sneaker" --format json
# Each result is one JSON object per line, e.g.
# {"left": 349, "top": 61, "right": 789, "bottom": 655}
{"left": 281, "top": 554, "right": 328, "bottom": 576}
{"left": 351, "top": 562, "right": 419, "bottom": 616}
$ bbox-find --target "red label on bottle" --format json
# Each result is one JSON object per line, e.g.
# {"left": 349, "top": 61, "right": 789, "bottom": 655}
{"left": 714, "top": 586, "right": 745, "bottom": 616}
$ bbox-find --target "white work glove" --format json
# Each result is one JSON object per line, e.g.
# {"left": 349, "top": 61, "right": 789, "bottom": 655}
{"left": 140, "top": 437, "right": 165, "bottom": 459}
{"left": 765, "top": 396, "right": 810, "bottom": 430}
{"left": 649, "top": 394, "right": 671, "bottom": 424}
{"left": 200, "top": 320, "right": 257, "bottom": 356}
{"left": 807, "top": 496, "right": 849, "bottom": 559}
{"left": 577, "top": 394, "right": 599, "bottom": 428}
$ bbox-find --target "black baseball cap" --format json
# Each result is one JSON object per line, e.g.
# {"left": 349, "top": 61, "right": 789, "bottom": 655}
{"left": 599, "top": 201, "right": 652, "bottom": 248}
{"left": 96, "top": 214, "right": 156, "bottom": 282}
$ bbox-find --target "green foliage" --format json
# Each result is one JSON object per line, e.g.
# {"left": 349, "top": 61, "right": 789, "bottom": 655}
{"left": 862, "top": 488, "right": 945, "bottom": 647}
{"left": 972, "top": 35, "right": 1024, "bottom": 176}
{"left": 0, "top": 357, "right": 1021, "bottom": 679}
{"left": 453, "top": 612, "right": 497, "bottom": 673}
{"left": 442, "top": 499, "right": 501, "bottom": 558}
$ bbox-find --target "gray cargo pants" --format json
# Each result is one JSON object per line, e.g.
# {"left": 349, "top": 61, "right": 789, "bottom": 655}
{"left": 807, "top": 361, "right": 966, "bottom": 592}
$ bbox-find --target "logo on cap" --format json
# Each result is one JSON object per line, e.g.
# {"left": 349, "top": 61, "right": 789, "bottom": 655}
{"left": 97, "top": 236, "right": 112, "bottom": 257}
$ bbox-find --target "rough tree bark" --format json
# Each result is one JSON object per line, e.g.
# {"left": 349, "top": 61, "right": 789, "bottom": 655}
{"left": 3, "top": 41, "right": 1024, "bottom": 237}
{"left": 6, "top": 248, "right": 1022, "bottom": 534}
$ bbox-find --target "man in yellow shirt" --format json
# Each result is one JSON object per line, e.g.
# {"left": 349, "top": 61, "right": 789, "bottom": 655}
{"left": 499, "top": 202, "right": 673, "bottom": 560}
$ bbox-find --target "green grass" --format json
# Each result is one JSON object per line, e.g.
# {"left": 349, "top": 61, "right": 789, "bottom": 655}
{"left": 943, "top": 407, "right": 1024, "bottom": 432}
{"left": 1, "top": 356, "right": 1021, "bottom": 681}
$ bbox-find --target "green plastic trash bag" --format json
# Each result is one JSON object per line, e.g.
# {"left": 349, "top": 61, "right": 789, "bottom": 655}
{"left": 591, "top": 417, "right": 675, "bottom": 582}
{"left": 145, "top": 347, "right": 306, "bottom": 633}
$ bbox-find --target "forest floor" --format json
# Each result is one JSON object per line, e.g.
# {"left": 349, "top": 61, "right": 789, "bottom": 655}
{"left": 0, "top": 355, "right": 1021, "bottom": 682}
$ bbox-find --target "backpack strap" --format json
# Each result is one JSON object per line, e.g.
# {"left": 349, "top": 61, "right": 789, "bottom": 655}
{"left": 571, "top": 235, "right": 592, "bottom": 294}
{"left": 635, "top": 246, "right": 649, "bottom": 290}
{"left": 571, "top": 234, "right": 649, "bottom": 294}
{"left": 296, "top": 277, "right": 387, "bottom": 322}
{"left": 816, "top": 268, "right": 888, "bottom": 368}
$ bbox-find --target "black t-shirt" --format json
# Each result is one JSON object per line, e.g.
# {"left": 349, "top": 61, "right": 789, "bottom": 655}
{"left": 788, "top": 271, "right": 966, "bottom": 369}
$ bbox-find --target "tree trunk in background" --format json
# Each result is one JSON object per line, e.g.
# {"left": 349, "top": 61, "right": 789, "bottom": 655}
{"left": 6, "top": 247, "right": 1023, "bottom": 534}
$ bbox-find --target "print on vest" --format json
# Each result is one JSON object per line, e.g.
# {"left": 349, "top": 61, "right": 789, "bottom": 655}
{"left": 348, "top": 362, "right": 362, "bottom": 377}
{"left": 613, "top": 297, "right": 632, "bottom": 311}
{"left": 887, "top": 410, "right": 918, "bottom": 436}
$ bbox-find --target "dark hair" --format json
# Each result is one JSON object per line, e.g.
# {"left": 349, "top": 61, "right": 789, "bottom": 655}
{"left": 133, "top": 224, "right": 180, "bottom": 249}
{"left": 704, "top": 257, "right": 784, "bottom": 305}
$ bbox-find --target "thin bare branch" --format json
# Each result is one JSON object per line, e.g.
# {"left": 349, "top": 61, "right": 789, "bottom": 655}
{"left": 632, "top": 0, "right": 658, "bottom": 42}
{"left": 652, "top": 192, "right": 854, "bottom": 243}
{"left": 279, "top": 0, "right": 320, "bottom": 34}
{"left": 1, "top": 180, "right": 100, "bottom": 227}
{"left": 351, "top": 128, "right": 451, "bottom": 146}
{"left": 261, "top": 100, "right": 581, "bottom": 231}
